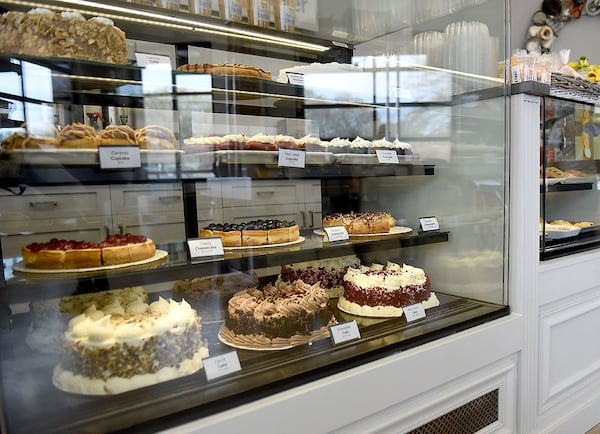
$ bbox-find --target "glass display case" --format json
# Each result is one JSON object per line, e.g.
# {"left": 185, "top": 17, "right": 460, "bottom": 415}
{"left": 0, "top": 0, "right": 509, "bottom": 432}
{"left": 540, "top": 96, "right": 600, "bottom": 260}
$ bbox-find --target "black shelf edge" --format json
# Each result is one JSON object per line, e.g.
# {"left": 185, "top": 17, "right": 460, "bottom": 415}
{"left": 540, "top": 231, "right": 600, "bottom": 260}
{"left": 1, "top": 231, "right": 450, "bottom": 304}
{"left": 511, "top": 81, "right": 550, "bottom": 97}
{"left": 541, "top": 182, "right": 594, "bottom": 193}
{"left": 0, "top": 162, "right": 435, "bottom": 188}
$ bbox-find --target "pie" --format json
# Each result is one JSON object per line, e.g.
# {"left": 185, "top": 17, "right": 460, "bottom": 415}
{"left": 200, "top": 220, "right": 299, "bottom": 247}
{"left": 22, "top": 234, "right": 156, "bottom": 269}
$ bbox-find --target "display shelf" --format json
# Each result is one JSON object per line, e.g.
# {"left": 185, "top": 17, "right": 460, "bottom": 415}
{"left": 0, "top": 292, "right": 507, "bottom": 434}
{"left": 0, "top": 230, "right": 449, "bottom": 304}
{"left": 541, "top": 182, "right": 594, "bottom": 193}
{"left": 540, "top": 230, "right": 600, "bottom": 260}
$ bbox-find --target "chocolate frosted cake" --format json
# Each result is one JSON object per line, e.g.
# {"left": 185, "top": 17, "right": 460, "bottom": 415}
{"left": 338, "top": 261, "right": 439, "bottom": 317}
{"left": 220, "top": 280, "right": 336, "bottom": 349}
{"left": 279, "top": 255, "right": 361, "bottom": 298}
{"left": 53, "top": 297, "right": 208, "bottom": 395}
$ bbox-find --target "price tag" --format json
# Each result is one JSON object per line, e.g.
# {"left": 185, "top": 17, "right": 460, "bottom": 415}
{"left": 99, "top": 146, "right": 141, "bottom": 169}
{"left": 135, "top": 52, "right": 172, "bottom": 68}
{"left": 403, "top": 303, "right": 426, "bottom": 322}
{"left": 187, "top": 237, "right": 224, "bottom": 258}
{"left": 203, "top": 351, "right": 241, "bottom": 381}
{"left": 419, "top": 216, "right": 439, "bottom": 232}
{"left": 323, "top": 226, "right": 349, "bottom": 242}
{"left": 286, "top": 72, "right": 304, "bottom": 85}
{"left": 376, "top": 149, "right": 399, "bottom": 164}
{"left": 329, "top": 320, "right": 361, "bottom": 344}
{"left": 278, "top": 148, "right": 306, "bottom": 168}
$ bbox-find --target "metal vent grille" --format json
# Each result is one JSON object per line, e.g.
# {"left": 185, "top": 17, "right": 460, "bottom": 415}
{"left": 407, "top": 389, "right": 499, "bottom": 434}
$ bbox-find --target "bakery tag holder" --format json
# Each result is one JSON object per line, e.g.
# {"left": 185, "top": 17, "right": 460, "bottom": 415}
{"left": 404, "top": 303, "right": 426, "bottom": 322}
{"left": 375, "top": 149, "right": 400, "bottom": 164}
{"left": 329, "top": 320, "right": 361, "bottom": 344}
{"left": 203, "top": 351, "right": 242, "bottom": 381}
{"left": 323, "top": 226, "right": 349, "bottom": 242}
{"left": 418, "top": 216, "right": 440, "bottom": 233}
{"left": 286, "top": 72, "right": 304, "bottom": 85}
{"left": 134, "top": 52, "right": 173, "bottom": 68}
{"left": 99, "top": 146, "right": 141, "bottom": 169}
{"left": 187, "top": 237, "right": 225, "bottom": 259}
{"left": 278, "top": 148, "right": 306, "bottom": 168}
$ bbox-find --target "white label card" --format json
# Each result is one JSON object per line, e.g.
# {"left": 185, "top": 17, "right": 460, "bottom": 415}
{"left": 404, "top": 303, "right": 426, "bottom": 322}
{"left": 329, "top": 320, "right": 361, "bottom": 344}
{"left": 323, "top": 226, "right": 349, "bottom": 242}
{"left": 419, "top": 216, "right": 440, "bottom": 232}
{"left": 98, "top": 146, "right": 141, "bottom": 169}
{"left": 278, "top": 148, "right": 305, "bottom": 168}
{"left": 134, "top": 52, "right": 173, "bottom": 68}
{"left": 376, "top": 149, "right": 400, "bottom": 164}
{"left": 286, "top": 72, "right": 304, "bottom": 85}
{"left": 203, "top": 351, "right": 241, "bottom": 381}
{"left": 187, "top": 237, "right": 224, "bottom": 258}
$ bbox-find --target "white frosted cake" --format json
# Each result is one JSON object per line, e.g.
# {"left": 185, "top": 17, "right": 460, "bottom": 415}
{"left": 338, "top": 261, "right": 439, "bottom": 317}
{"left": 52, "top": 297, "right": 208, "bottom": 395}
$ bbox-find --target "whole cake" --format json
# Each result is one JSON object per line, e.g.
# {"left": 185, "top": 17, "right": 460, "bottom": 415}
{"left": 53, "top": 297, "right": 209, "bottom": 395}
{"left": 279, "top": 255, "right": 361, "bottom": 298}
{"left": 220, "top": 280, "right": 337, "bottom": 349}
{"left": 0, "top": 9, "right": 127, "bottom": 64}
{"left": 200, "top": 219, "right": 300, "bottom": 247}
{"left": 26, "top": 286, "right": 147, "bottom": 354}
{"left": 172, "top": 271, "right": 259, "bottom": 322}
{"left": 338, "top": 261, "right": 439, "bottom": 317}
{"left": 22, "top": 233, "right": 156, "bottom": 269}
{"left": 322, "top": 211, "right": 396, "bottom": 234}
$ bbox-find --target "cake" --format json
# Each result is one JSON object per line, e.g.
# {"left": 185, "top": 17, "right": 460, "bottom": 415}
{"left": 338, "top": 261, "right": 439, "bottom": 317}
{"left": 200, "top": 219, "right": 300, "bottom": 247}
{"left": 322, "top": 211, "right": 397, "bottom": 234}
{"left": 52, "top": 297, "right": 208, "bottom": 395}
{"left": 172, "top": 271, "right": 259, "bottom": 322}
{"left": 178, "top": 63, "right": 272, "bottom": 80}
{"left": 22, "top": 233, "right": 156, "bottom": 269}
{"left": 26, "top": 287, "right": 147, "bottom": 354}
{"left": 0, "top": 9, "right": 127, "bottom": 64}
{"left": 220, "top": 280, "right": 337, "bottom": 349}
{"left": 279, "top": 255, "right": 361, "bottom": 298}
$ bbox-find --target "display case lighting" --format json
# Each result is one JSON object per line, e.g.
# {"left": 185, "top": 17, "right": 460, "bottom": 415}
{"left": 1, "top": 0, "right": 330, "bottom": 52}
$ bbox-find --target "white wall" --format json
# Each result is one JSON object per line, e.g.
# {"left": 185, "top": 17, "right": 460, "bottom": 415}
{"left": 511, "top": 0, "right": 600, "bottom": 63}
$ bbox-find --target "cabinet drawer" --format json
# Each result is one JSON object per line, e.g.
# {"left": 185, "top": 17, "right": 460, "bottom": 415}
{"left": 223, "top": 204, "right": 299, "bottom": 224}
{"left": 1, "top": 217, "right": 111, "bottom": 259}
{"left": 113, "top": 212, "right": 185, "bottom": 244}
{"left": 0, "top": 186, "right": 111, "bottom": 220}
{"left": 110, "top": 184, "right": 184, "bottom": 215}
{"left": 221, "top": 180, "right": 301, "bottom": 207}
{"left": 196, "top": 181, "right": 223, "bottom": 210}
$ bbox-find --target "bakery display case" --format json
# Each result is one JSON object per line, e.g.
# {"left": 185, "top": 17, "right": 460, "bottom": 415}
{"left": 0, "top": 0, "right": 509, "bottom": 432}
{"left": 540, "top": 95, "right": 600, "bottom": 260}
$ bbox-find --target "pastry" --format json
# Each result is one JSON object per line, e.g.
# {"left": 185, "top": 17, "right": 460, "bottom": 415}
{"left": 135, "top": 125, "right": 176, "bottom": 150}
{"left": 201, "top": 220, "right": 300, "bottom": 247}
{"left": 97, "top": 125, "right": 137, "bottom": 145}
{"left": 58, "top": 123, "right": 98, "bottom": 149}
{"left": 0, "top": 9, "right": 127, "bottom": 64}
